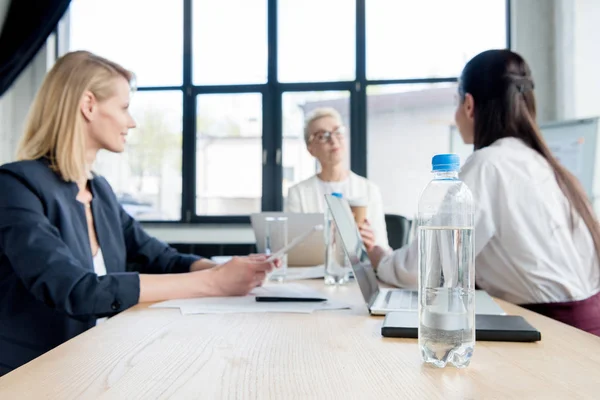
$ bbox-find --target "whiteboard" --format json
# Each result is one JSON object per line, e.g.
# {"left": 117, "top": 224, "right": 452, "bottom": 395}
{"left": 449, "top": 117, "right": 600, "bottom": 211}
{"left": 541, "top": 118, "right": 600, "bottom": 203}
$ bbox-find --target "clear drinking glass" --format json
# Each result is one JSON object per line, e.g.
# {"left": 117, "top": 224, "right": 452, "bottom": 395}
{"left": 264, "top": 216, "right": 288, "bottom": 282}
{"left": 323, "top": 193, "right": 352, "bottom": 285}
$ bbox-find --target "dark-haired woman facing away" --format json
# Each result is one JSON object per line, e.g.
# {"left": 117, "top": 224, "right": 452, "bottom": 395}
{"left": 365, "top": 49, "right": 600, "bottom": 335}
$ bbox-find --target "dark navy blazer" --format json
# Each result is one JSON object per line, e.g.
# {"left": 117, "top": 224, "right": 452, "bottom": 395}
{"left": 0, "top": 159, "right": 200, "bottom": 376}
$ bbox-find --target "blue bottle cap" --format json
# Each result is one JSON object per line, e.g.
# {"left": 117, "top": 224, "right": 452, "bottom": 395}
{"left": 432, "top": 154, "right": 460, "bottom": 172}
{"left": 331, "top": 192, "right": 343, "bottom": 198}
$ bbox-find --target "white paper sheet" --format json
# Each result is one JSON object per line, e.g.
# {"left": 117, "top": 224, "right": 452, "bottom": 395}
{"left": 178, "top": 298, "right": 350, "bottom": 315}
{"left": 150, "top": 283, "right": 350, "bottom": 315}
{"left": 251, "top": 282, "right": 325, "bottom": 298}
{"left": 285, "top": 265, "right": 325, "bottom": 280}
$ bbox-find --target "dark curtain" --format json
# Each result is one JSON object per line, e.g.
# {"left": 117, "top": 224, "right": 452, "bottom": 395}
{"left": 0, "top": 0, "right": 71, "bottom": 96}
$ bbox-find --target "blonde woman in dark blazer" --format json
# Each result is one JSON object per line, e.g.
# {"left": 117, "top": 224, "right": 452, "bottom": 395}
{"left": 0, "top": 51, "right": 277, "bottom": 375}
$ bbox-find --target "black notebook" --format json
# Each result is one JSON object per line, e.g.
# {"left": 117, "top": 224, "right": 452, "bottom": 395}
{"left": 381, "top": 312, "right": 541, "bottom": 342}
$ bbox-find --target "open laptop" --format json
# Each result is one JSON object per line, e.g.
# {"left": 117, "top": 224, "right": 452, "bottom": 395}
{"left": 251, "top": 212, "right": 325, "bottom": 267}
{"left": 324, "top": 194, "right": 505, "bottom": 316}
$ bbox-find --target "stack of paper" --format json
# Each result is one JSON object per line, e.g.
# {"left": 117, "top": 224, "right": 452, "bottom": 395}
{"left": 150, "top": 283, "right": 351, "bottom": 315}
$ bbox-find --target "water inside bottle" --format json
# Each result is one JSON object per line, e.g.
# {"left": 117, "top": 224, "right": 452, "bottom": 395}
{"left": 418, "top": 226, "right": 474, "bottom": 368}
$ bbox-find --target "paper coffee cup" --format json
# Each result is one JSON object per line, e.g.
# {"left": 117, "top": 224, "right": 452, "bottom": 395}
{"left": 348, "top": 198, "right": 368, "bottom": 225}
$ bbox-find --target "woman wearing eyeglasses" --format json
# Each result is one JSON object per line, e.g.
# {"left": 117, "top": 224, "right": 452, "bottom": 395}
{"left": 285, "top": 107, "right": 389, "bottom": 250}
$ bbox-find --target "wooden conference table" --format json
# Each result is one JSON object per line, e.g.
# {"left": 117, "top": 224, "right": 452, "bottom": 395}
{"left": 1, "top": 280, "right": 600, "bottom": 399}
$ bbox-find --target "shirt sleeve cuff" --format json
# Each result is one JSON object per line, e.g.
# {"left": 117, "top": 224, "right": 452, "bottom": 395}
{"left": 108, "top": 272, "right": 141, "bottom": 313}
{"left": 170, "top": 254, "right": 203, "bottom": 274}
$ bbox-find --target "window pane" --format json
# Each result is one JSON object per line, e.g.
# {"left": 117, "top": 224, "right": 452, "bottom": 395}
{"left": 282, "top": 91, "right": 351, "bottom": 200}
{"left": 69, "top": 0, "right": 183, "bottom": 87}
{"left": 278, "top": 0, "right": 356, "bottom": 83}
{"left": 193, "top": 0, "right": 267, "bottom": 85}
{"left": 95, "top": 91, "right": 183, "bottom": 221}
{"left": 367, "top": 0, "right": 506, "bottom": 80}
{"left": 367, "top": 83, "right": 458, "bottom": 218}
{"left": 196, "top": 93, "right": 262, "bottom": 215}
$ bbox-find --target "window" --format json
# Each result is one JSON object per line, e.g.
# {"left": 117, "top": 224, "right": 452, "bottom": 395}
{"left": 193, "top": 0, "right": 268, "bottom": 85}
{"left": 196, "top": 93, "right": 263, "bottom": 215}
{"left": 69, "top": 0, "right": 184, "bottom": 221}
{"left": 364, "top": 0, "right": 506, "bottom": 218}
{"left": 278, "top": 0, "right": 356, "bottom": 83}
{"left": 65, "top": 0, "right": 508, "bottom": 223}
{"left": 367, "top": 83, "right": 457, "bottom": 218}
{"left": 282, "top": 166, "right": 295, "bottom": 182}
{"left": 366, "top": 0, "right": 507, "bottom": 80}
{"left": 95, "top": 91, "right": 183, "bottom": 220}
{"left": 69, "top": 0, "right": 183, "bottom": 87}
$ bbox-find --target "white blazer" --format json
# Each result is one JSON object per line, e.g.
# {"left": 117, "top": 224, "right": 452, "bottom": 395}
{"left": 377, "top": 137, "right": 600, "bottom": 304}
{"left": 285, "top": 172, "right": 390, "bottom": 249}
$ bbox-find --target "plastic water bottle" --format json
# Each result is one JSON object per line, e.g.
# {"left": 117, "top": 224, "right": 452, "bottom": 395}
{"left": 418, "top": 154, "right": 475, "bottom": 368}
{"left": 324, "top": 192, "right": 352, "bottom": 285}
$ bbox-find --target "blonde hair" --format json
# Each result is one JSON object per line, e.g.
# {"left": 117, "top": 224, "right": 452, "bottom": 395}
{"left": 303, "top": 107, "right": 342, "bottom": 144}
{"left": 17, "top": 50, "right": 134, "bottom": 182}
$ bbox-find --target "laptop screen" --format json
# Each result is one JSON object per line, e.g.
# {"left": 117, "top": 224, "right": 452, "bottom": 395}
{"left": 250, "top": 212, "right": 326, "bottom": 266}
{"left": 324, "top": 194, "right": 380, "bottom": 306}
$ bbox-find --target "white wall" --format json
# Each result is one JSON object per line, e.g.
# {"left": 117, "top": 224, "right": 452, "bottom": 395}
{"left": 511, "top": 0, "right": 600, "bottom": 123}
{"left": 0, "top": 44, "right": 51, "bottom": 165}
{"left": 554, "top": 0, "right": 576, "bottom": 120}
{"left": 570, "top": 0, "right": 600, "bottom": 119}
{"left": 510, "top": 0, "right": 557, "bottom": 123}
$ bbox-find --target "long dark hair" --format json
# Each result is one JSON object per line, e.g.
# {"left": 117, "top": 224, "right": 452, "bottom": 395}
{"left": 459, "top": 49, "right": 600, "bottom": 259}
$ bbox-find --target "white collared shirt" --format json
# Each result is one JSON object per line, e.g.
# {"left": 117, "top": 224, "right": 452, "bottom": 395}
{"left": 377, "top": 137, "right": 600, "bottom": 304}
{"left": 286, "top": 172, "right": 389, "bottom": 249}
{"left": 93, "top": 249, "right": 108, "bottom": 325}
{"left": 316, "top": 177, "right": 350, "bottom": 208}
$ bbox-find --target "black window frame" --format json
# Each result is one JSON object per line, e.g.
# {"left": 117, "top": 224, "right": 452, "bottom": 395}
{"left": 65, "top": 0, "right": 511, "bottom": 225}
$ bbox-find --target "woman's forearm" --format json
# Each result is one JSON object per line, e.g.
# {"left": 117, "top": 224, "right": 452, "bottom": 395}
{"left": 138, "top": 271, "right": 216, "bottom": 303}
{"left": 367, "top": 245, "right": 391, "bottom": 271}
{"left": 374, "top": 240, "right": 419, "bottom": 288}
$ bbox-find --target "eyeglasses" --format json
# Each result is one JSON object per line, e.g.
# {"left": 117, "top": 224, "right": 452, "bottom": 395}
{"left": 309, "top": 126, "right": 346, "bottom": 144}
